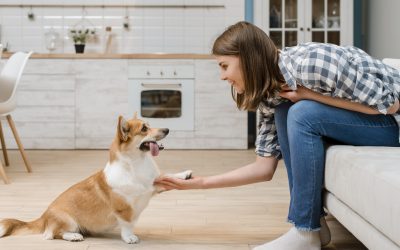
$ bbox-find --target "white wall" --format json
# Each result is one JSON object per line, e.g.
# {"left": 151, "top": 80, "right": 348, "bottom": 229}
{"left": 366, "top": 0, "right": 400, "bottom": 59}
{"left": 0, "top": 0, "right": 244, "bottom": 54}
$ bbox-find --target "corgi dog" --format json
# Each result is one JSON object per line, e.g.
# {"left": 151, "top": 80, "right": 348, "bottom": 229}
{"left": 0, "top": 115, "right": 192, "bottom": 244}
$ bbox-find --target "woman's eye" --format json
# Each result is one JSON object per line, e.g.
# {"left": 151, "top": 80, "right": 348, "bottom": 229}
{"left": 141, "top": 126, "right": 148, "bottom": 132}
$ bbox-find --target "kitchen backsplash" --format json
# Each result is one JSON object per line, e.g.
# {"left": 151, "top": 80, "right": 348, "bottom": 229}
{"left": 0, "top": 0, "right": 244, "bottom": 54}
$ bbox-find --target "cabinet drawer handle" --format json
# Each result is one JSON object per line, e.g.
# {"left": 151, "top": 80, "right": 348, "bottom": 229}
{"left": 300, "top": 27, "right": 304, "bottom": 31}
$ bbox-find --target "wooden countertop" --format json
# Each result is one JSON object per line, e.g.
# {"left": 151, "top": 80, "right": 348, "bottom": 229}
{"left": 1, "top": 52, "right": 215, "bottom": 59}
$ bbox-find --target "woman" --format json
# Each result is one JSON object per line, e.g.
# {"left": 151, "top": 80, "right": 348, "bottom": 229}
{"left": 155, "top": 21, "right": 400, "bottom": 250}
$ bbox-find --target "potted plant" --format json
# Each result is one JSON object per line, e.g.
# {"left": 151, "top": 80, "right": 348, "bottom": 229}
{"left": 69, "top": 28, "right": 95, "bottom": 53}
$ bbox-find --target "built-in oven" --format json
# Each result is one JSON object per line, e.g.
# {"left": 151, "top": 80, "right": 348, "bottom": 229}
{"left": 128, "top": 62, "right": 195, "bottom": 131}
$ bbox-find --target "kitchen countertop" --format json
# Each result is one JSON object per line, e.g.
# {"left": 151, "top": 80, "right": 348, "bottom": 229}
{"left": 1, "top": 52, "right": 215, "bottom": 59}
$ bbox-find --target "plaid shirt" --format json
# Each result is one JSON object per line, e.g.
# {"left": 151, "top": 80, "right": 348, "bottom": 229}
{"left": 256, "top": 42, "right": 400, "bottom": 158}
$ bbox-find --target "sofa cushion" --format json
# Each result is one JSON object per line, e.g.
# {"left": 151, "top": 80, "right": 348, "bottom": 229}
{"left": 383, "top": 58, "right": 400, "bottom": 70}
{"left": 325, "top": 146, "right": 400, "bottom": 246}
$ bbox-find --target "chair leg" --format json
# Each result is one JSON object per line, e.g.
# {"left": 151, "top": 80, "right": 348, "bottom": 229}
{"left": 6, "top": 115, "right": 32, "bottom": 173}
{"left": 0, "top": 119, "right": 10, "bottom": 166}
{"left": 0, "top": 160, "right": 10, "bottom": 184}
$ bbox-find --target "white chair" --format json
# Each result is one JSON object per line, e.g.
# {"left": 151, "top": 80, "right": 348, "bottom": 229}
{"left": 0, "top": 51, "right": 33, "bottom": 184}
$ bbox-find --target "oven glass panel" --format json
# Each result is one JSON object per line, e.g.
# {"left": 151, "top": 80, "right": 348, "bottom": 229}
{"left": 141, "top": 90, "right": 182, "bottom": 118}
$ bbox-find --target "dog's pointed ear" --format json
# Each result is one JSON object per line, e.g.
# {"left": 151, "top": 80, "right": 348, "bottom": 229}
{"left": 133, "top": 112, "right": 138, "bottom": 119}
{"left": 118, "top": 116, "right": 130, "bottom": 142}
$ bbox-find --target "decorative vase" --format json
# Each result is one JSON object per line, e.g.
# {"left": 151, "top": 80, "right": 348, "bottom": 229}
{"left": 74, "top": 44, "right": 85, "bottom": 54}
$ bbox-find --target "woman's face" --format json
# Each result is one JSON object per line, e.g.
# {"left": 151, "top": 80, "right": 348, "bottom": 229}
{"left": 216, "top": 55, "right": 245, "bottom": 94}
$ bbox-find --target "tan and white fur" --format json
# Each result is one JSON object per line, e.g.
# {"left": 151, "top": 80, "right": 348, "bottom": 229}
{"left": 0, "top": 115, "right": 192, "bottom": 244}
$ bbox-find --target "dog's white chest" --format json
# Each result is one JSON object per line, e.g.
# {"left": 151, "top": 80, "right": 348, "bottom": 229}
{"left": 104, "top": 154, "right": 159, "bottom": 204}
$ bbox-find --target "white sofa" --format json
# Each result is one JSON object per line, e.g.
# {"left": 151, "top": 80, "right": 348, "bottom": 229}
{"left": 324, "top": 146, "right": 400, "bottom": 249}
{"left": 323, "top": 58, "right": 400, "bottom": 250}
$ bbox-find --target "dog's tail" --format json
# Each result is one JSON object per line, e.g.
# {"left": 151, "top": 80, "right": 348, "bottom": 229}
{"left": 0, "top": 217, "right": 44, "bottom": 237}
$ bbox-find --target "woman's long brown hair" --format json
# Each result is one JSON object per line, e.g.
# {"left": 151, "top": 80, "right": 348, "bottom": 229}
{"left": 212, "top": 21, "right": 284, "bottom": 111}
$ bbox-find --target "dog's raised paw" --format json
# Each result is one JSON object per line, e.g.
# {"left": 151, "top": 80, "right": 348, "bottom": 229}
{"left": 122, "top": 234, "right": 140, "bottom": 244}
{"left": 164, "top": 170, "right": 193, "bottom": 180}
{"left": 183, "top": 170, "right": 193, "bottom": 180}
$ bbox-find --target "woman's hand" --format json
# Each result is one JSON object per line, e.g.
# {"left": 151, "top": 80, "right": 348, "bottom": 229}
{"left": 154, "top": 175, "right": 205, "bottom": 191}
{"left": 279, "top": 84, "right": 316, "bottom": 103}
{"left": 280, "top": 84, "right": 384, "bottom": 115}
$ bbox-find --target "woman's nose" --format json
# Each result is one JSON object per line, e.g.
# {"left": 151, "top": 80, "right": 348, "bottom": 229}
{"left": 220, "top": 72, "right": 227, "bottom": 81}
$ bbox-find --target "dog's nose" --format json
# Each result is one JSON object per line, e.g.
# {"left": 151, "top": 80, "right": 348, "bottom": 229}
{"left": 164, "top": 128, "right": 169, "bottom": 135}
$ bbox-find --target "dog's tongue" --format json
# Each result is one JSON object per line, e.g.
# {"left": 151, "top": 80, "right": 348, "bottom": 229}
{"left": 149, "top": 142, "right": 160, "bottom": 156}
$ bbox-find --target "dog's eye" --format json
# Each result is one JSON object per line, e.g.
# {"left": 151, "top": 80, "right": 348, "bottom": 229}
{"left": 141, "top": 125, "right": 148, "bottom": 132}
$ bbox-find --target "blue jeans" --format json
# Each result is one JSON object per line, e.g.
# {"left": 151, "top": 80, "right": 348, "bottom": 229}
{"left": 274, "top": 100, "right": 400, "bottom": 231}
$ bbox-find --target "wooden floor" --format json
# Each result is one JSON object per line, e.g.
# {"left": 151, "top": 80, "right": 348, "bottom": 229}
{"left": 0, "top": 149, "right": 367, "bottom": 250}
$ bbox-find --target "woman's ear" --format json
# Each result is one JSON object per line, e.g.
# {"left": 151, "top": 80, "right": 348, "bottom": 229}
{"left": 118, "top": 116, "right": 130, "bottom": 142}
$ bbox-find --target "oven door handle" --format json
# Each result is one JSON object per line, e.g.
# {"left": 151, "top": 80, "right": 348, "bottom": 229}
{"left": 141, "top": 83, "right": 182, "bottom": 89}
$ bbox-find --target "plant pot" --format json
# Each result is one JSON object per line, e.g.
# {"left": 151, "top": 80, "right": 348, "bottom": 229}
{"left": 74, "top": 44, "right": 85, "bottom": 54}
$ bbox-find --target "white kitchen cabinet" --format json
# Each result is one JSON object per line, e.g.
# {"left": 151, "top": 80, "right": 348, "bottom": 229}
{"left": 3, "top": 58, "right": 247, "bottom": 150}
{"left": 74, "top": 60, "right": 129, "bottom": 149}
{"left": 2, "top": 60, "right": 76, "bottom": 149}
{"left": 254, "top": 0, "right": 353, "bottom": 47}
